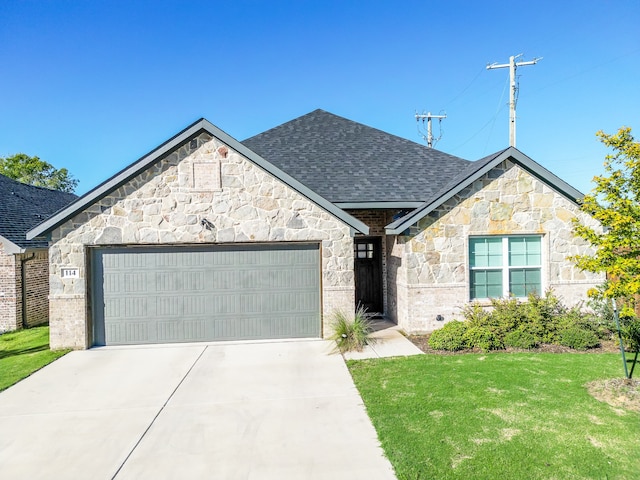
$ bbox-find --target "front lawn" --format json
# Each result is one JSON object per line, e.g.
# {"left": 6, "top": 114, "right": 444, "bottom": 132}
{"left": 348, "top": 353, "right": 640, "bottom": 480}
{"left": 0, "top": 326, "right": 69, "bottom": 391}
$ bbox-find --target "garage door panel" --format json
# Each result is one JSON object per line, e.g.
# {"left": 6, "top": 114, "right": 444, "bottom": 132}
{"left": 157, "top": 296, "right": 183, "bottom": 316}
{"left": 92, "top": 244, "right": 321, "bottom": 345}
{"left": 107, "top": 321, "right": 151, "bottom": 344}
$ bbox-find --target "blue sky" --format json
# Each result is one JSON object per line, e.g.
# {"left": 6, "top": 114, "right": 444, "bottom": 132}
{"left": 1, "top": 0, "right": 638, "bottom": 195}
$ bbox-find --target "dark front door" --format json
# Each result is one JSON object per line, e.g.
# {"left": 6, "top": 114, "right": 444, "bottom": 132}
{"left": 354, "top": 237, "right": 383, "bottom": 314}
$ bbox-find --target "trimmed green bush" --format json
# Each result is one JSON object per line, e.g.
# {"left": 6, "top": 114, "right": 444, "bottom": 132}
{"left": 463, "top": 325, "right": 502, "bottom": 352}
{"left": 558, "top": 327, "right": 600, "bottom": 350}
{"left": 430, "top": 290, "right": 603, "bottom": 352}
{"left": 428, "top": 320, "right": 468, "bottom": 351}
{"left": 504, "top": 328, "right": 539, "bottom": 349}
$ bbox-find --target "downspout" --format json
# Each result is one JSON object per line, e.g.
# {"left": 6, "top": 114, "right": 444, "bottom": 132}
{"left": 20, "top": 253, "right": 36, "bottom": 329}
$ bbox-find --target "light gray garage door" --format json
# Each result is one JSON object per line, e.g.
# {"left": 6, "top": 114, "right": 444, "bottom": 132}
{"left": 91, "top": 244, "right": 321, "bottom": 345}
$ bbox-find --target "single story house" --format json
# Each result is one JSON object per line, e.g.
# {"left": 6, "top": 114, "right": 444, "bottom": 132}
{"left": 0, "top": 174, "right": 76, "bottom": 332}
{"left": 27, "top": 110, "right": 603, "bottom": 349}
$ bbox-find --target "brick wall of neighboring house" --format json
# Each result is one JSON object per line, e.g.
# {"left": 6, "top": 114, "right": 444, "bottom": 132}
{"left": 20, "top": 251, "right": 50, "bottom": 328}
{"left": 0, "top": 243, "right": 19, "bottom": 332}
{"left": 0, "top": 245, "right": 50, "bottom": 333}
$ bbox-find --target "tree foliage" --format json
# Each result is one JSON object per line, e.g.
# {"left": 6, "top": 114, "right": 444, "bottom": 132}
{"left": 572, "top": 127, "right": 640, "bottom": 312}
{"left": 0, "top": 153, "right": 78, "bottom": 193}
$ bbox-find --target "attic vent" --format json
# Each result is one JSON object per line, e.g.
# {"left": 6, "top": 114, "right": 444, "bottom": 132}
{"left": 193, "top": 162, "right": 221, "bottom": 191}
{"left": 189, "top": 139, "right": 198, "bottom": 149}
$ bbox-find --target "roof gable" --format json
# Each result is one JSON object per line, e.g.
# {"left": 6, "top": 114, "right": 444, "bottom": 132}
{"left": 386, "top": 147, "right": 584, "bottom": 234}
{"left": 27, "top": 118, "right": 369, "bottom": 240}
{"left": 242, "top": 109, "right": 471, "bottom": 204}
{"left": 0, "top": 174, "right": 77, "bottom": 253}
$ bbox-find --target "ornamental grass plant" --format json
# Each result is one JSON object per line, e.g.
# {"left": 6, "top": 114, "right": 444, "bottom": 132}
{"left": 328, "top": 306, "right": 377, "bottom": 353}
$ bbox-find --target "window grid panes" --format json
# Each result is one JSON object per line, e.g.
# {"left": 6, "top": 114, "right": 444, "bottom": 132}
{"left": 469, "top": 236, "right": 542, "bottom": 299}
{"left": 509, "top": 268, "right": 541, "bottom": 298}
{"left": 355, "top": 243, "right": 375, "bottom": 259}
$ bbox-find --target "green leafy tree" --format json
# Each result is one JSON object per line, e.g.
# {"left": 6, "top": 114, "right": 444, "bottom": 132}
{"left": 572, "top": 127, "right": 640, "bottom": 314}
{"left": 0, "top": 153, "right": 78, "bottom": 193}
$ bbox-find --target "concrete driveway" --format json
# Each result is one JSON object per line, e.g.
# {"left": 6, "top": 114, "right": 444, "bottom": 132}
{"left": 0, "top": 340, "right": 397, "bottom": 480}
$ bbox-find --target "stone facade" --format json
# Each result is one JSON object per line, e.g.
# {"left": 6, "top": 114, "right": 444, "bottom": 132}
{"left": 386, "top": 160, "right": 604, "bottom": 332}
{"left": 0, "top": 244, "right": 50, "bottom": 332}
{"left": 48, "top": 134, "right": 355, "bottom": 349}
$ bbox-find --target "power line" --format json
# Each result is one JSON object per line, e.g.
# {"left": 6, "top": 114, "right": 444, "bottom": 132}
{"left": 441, "top": 66, "right": 486, "bottom": 109}
{"left": 531, "top": 47, "right": 640, "bottom": 95}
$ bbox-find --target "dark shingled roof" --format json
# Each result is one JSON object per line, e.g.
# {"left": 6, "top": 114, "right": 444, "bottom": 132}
{"left": 0, "top": 174, "right": 77, "bottom": 250}
{"left": 242, "top": 109, "right": 472, "bottom": 203}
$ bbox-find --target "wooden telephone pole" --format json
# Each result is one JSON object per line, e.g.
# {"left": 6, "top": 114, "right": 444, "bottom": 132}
{"left": 487, "top": 54, "right": 541, "bottom": 147}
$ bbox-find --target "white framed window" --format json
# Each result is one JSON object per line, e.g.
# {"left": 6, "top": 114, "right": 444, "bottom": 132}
{"left": 469, "top": 236, "right": 542, "bottom": 300}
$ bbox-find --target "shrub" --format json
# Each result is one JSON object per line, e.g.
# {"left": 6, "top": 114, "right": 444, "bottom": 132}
{"left": 621, "top": 318, "right": 640, "bottom": 351}
{"left": 428, "top": 320, "right": 468, "bottom": 351}
{"left": 504, "top": 328, "right": 539, "bottom": 349}
{"left": 520, "top": 291, "right": 567, "bottom": 343}
{"left": 460, "top": 303, "right": 492, "bottom": 327}
{"left": 463, "top": 325, "right": 502, "bottom": 352}
{"left": 432, "top": 291, "right": 605, "bottom": 351}
{"left": 558, "top": 327, "right": 600, "bottom": 350}
{"left": 328, "top": 306, "right": 376, "bottom": 353}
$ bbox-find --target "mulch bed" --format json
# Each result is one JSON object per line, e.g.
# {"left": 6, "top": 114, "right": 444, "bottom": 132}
{"left": 586, "top": 378, "right": 640, "bottom": 413}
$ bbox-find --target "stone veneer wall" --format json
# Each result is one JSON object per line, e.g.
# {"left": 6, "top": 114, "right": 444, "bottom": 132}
{"left": 389, "top": 160, "right": 604, "bottom": 333}
{"left": 48, "top": 134, "right": 355, "bottom": 349}
{"left": 0, "top": 243, "right": 19, "bottom": 332}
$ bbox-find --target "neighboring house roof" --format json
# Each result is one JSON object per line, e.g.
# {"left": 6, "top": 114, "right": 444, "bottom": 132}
{"left": 385, "top": 147, "right": 584, "bottom": 234}
{"left": 0, "top": 174, "right": 77, "bottom": 254}
{"left": 242, "top": 109, "right": 471, "bottom": 207}
{"left": 27, "top": 118, "right": 370, "bottom": 241}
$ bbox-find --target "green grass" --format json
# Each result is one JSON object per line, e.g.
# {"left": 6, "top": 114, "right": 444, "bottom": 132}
{"left": 0, "top": 326, "right": 69, "bottom": 391}
{"left": 348, "top": 353, "right": 640, "bottom": 480}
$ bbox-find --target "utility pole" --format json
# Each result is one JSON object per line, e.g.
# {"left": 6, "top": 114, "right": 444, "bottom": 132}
{"left": 415, "top": 112, "right": 447, "bottom": 148}
{"left": 486, "top": 54, "right": 541, "bottom": 147}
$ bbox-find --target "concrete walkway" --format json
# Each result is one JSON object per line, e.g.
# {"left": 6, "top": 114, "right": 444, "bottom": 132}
{"left": 343, "top": 319, "right": 424, "bottom": 360}
{"left": 0, "top": 340, "right": 397, "bottom": 480}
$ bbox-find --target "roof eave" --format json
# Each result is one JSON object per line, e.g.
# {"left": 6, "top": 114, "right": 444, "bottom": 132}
{"left": 27, "top": 118, "right": 369, "bottom": 240}
{"left": 385, "top": 147, "right": 584, "bottom": 235}
{"left": 336, "top": 201, "right": 423, "bottom": 209}
{"left": 0, "top": 235, "right": 24, "bottom": 254}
